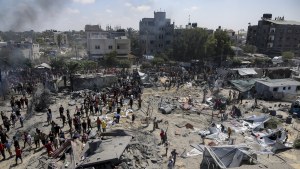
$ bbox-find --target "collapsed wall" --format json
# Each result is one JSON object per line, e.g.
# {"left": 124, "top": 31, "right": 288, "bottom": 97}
{"left": 73, "top": 75, "right": 117, "bottom": 91}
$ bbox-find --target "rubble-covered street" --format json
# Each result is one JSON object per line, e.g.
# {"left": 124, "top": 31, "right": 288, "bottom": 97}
{"left": 1, "top": 66, "right": 300, "bottom": 169}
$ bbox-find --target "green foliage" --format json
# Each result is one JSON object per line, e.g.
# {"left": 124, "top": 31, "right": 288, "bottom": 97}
{"left": 104, "top": 51, "right": 118, "bottom": 67}
{"left": 173, "top": 28, "right": 208, "bottom": 61}
{"left": 66, "top": 61, "right": 82, "bottom": 74}
{"left": 213, "top": 30, "right": 233, "bottom": 64}
{"left": 282, "top": 51, "right": 294, "bottom": 61}
{"left": 140, "top": 62, "right": 152, "bottom": 70}
{"left": 118, "top": 59, "right": 131, "bottom": 68}
{"left": 57, "top": 34, "right": 62, "bottom": 48}
{"left": 230, "top": 57, "right": 242, "bottom": 66}
{"left": 81, "top": 60, "right": 98, "bottom": 71}
{"left": 50, "top": 58, "right": 66, "bottom": 71}
{"left": 151, "top": 57, "right": 165, "bottom": 65}
{"left": 172, "top": 28, "right": 233, "bottom": 64}
{"left": 242, "top": 44, "right": 257, "bottom": 54}
{"left": 127, "top": 28, "right": 141, "bottom": 56}
{"left": 253, "top": 57, "right": 272, "bottom": 65}
{"left": 155, "top": 53, "right": 169, "bottom": 61}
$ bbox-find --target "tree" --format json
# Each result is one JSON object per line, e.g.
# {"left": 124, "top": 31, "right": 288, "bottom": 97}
{"left": 118, "top": 59, "right": 131, "bottom": 69}
{"left": 104, "top": 51, "right": 118, "bottom": 67}
{"left": 155, "top": 53, "right": 169, "bottom": 62}
{"left": 57, "top": 34, "right": 62, "bottom": 49}
{"left": 66, "top": 61, "right": 82, "bottom": 91}
{"left": 127, "top": 28, "right": 142, "bottom": 56}
{"left": 151, "top": 57, "right": 165, "bottom": 66}
{"left": 82, "top": 60, "right": 98, "bottom": 73}
{"left": 242, "top": 44, "right": 257, "bottom": 54}
{"left": 213, "top": 30, "right": 233, "bottom": 65}
{"left": 173, "top": 28, "right": 209, "bottom": 62}
{"left": 50, "top": 58, "right": 66, "bottom": 72}
{"left": 282, "top": 51, "right": 294, "bottom": 61}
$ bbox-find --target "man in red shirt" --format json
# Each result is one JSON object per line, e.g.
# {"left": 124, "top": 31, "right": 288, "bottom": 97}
{"left": 0, "top": 141, "right": 6, "bottom": 160}
{"left": 44, "top": 141, "right": 53, "bottom": 157}
{"left": 15, "top": 146, "right": 22, "bottom": 164}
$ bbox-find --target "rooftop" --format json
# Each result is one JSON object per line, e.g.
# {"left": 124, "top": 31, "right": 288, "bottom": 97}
{"left": 85, "top": 25, "right": 101, "bottom": 32}
{"left": 264, "top": 19, "right": 300, "bottom": 26}
{"left": 256, "top": 78, "right": 300, "bottom": 87}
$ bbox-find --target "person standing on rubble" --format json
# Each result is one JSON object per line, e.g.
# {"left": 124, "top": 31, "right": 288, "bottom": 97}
{"left": 171, "top": 149, "right": 178, "bottom": 167}
{"left": 228, "top": 127, "right": 232, "bottom": 138}
{"left": 129, "top": 96, "right": 133, "bottom": 109}
{"left": 97, "top": 117, "right": 102, "bottom": 131}
{"left": 87, "top": 116, "right": 92, "bottom": 130}
{"left": 59, "top": 105, "right": 64, "bottom": 119}
{"left": 167, "top": 156, "right": 174, "bottom": 169}
{"left": 47, "top": 109, "right": 52, "bottom": 125}
{"left": 15, "top": 146, "right": 22, "bottom": 165}
{"left": 0, "top": 140, "right": 6, "bottom": 160}
{"left": 102, "top": 120, "right": 107, "bottom": 132}
{"left": 164, "top": 141, "right": 169, "bottom": 156}
{"left": 82, "top": 120, "right": 87, "bottom": 133}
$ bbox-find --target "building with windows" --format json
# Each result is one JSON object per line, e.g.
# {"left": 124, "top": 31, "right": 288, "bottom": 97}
{"left": 85, "top": 25, "right": 131, "bottom": 59}
{"left": 247, "top": 14, "right": 300, "bottom": 57}
{"left": 139, "top": 11, "right": 174, "bottom": 55}
{"left": 20, "top": 43, "right": 40, "bottom": 60}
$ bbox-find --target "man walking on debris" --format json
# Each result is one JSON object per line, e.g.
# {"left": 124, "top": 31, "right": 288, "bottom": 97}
{"left": 171, "top": 149, "right": 178, "bottom": 167}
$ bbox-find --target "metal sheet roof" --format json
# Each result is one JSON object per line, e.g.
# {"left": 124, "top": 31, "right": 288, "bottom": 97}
{"left": 256, "top": 78, "right": 300, "bottom": 87}
{"left": 232, "top": 68, "right": 257, "bottom": 76}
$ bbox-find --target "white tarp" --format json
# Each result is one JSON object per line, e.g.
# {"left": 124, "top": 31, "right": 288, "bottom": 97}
{"left": 236, "top": 68, "right": 257, "bottom": 76}
{"left": 35, "top": 63, "right": 51, "bottom": 69}
{"left": 187, "top": 148, "right": 203, "bottom": 157}
{"left": 138, "top": 71, "right": 145, "bottom": 77}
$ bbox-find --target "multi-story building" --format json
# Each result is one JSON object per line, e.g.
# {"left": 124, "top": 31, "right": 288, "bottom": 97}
{"left": 20, "top": 43, "right": 40, "bottom": 60}
{"left": 53, "top": 32, "right": 68, "bottom": 46}
{"left": 247, "top": 14, "right": 300, "bottom": 57}
{"left": 85, "top": 25, "right": 131, "bottom": 59}
{"left": 139, "top": 11, "right": 174, "bottom": 55}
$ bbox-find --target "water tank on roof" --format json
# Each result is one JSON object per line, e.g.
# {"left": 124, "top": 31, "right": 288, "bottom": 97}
{"left": 263, "top": 14, "right": 272, "bottom": 19}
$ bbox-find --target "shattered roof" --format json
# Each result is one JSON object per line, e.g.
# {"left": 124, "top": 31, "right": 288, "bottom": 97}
{"left": 230, "top": 79, "right": 258, "bottom": 92}
{"left": 77, "top": 136, "right": 132, "bottom": 168}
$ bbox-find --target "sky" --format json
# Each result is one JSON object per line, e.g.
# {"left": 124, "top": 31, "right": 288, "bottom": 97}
{"left": 0, "top": 0, "right": 299, "bottom": 32}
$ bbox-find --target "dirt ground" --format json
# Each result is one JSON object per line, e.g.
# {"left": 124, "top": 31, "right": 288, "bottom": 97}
{"left": 1, "top": 84, "right": 300, "bottom": 169}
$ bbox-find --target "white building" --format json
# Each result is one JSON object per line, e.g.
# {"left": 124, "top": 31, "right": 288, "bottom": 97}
{"left": 255, "top": 78, "right": 300, "bottom": 97}
{"left": 21, "top": 43, "right": 40, "bottom": 60}
{"left": 85, "top": 25, "right": 131, "bottom": 59}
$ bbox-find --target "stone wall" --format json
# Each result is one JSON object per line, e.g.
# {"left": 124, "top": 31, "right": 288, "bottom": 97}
{"left": 73, "top": 75, "right": 117, "bottom": 91}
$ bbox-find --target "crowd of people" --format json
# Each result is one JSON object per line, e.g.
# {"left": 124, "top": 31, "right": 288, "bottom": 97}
{"left": 0, "top": 71, "right": 146, "bottom": 166}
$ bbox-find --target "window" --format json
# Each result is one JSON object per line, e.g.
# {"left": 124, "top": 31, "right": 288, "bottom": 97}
{"left": 108, "top": 45, "right": 113, "bottom": 49}
{"left": 150, "top": 40, "right": 154, "bottom": 44}
{"left": 283, "top": 87, "right": 286, "bottom": 90}
{"left": 288, "top": 86, "right": 291, "bottom": 90}
{"left": 95, "top": 45, "right": 100, "bottom": 49}
{"left": 273, "top": 87, "right": 278, "bottom": 92}
{"left": 117, "top": 45, "right": 120, "bottom": 49}
{"left": 297, "top": 86, "right": 300, "bottom": 91}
